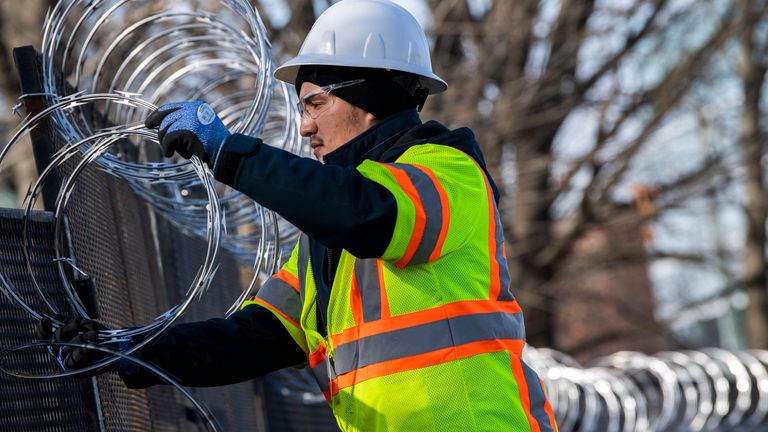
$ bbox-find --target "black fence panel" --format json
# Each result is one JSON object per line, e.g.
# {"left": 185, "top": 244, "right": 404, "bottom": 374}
{"left": 2, "top": 45, "right": 339, "bottom": 432}
{"left": 0, "top": 209, "right": 98, "bottom": 432}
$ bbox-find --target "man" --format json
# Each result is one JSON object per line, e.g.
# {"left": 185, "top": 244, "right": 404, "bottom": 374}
{"left": 43, "top": 1, "right": 557, "bottom": 430}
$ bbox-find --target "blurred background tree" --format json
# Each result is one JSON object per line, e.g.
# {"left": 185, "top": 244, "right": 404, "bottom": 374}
{"left": 3, "top": 0, "right": 768, "bottom": 364}
{"left": 259, "top": 0, "right": 768, "bottom": 362}
{"left": 0, "top": 1, "right": 55, "bottom": 208}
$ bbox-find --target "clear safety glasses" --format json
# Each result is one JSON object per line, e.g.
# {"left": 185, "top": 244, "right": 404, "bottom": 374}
{"left": 296, "top": 79, "right": 365, "bottom": 119}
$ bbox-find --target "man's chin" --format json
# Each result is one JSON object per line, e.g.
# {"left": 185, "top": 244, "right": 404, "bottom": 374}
{"left": 313, "top": 149, "right": 325, "bottom": 163}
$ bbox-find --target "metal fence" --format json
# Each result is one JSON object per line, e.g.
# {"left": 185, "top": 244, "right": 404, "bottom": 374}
{"left": 0, "top": 46, "right": 338, "bottom": 432}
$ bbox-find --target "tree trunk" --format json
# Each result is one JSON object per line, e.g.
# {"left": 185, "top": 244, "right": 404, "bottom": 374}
{"left": 739, "top": 0, "right": 768, "bottom": 348}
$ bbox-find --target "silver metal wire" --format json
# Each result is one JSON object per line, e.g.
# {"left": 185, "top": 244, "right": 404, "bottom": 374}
{"left": 38, "top": 0, "right": 305, "bottom": 264}
{"left": 3, "top": 1, "right": 295, "bottom": 426}
{"left": 42, "top": 0, "right": 272, "bottom": 137}
{"left": 0, "top": 95, "right": 217, "bottom": 319}
{"left": 525, "top": 345, "right": 768, "bottom": 431}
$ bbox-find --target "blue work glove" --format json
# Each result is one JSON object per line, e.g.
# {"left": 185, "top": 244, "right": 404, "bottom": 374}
{"left": 145, "top": 101, "right": 231, "bottom": 168}
{"left": 36, "top": 316, "right": 114, "bottom": 376}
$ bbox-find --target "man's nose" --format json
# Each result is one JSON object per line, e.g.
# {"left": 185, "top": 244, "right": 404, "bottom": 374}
{"left": 299, "top": 115, "right": 316, "bottom": 137}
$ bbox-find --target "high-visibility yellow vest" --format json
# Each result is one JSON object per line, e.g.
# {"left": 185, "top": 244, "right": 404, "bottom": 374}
{"left": 243, "top": 144, "right": 557, "bottom": 431}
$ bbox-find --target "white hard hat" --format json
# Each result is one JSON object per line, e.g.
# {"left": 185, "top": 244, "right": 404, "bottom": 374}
{"left": 274, "top": 0, "right": 447, "bottom": 94}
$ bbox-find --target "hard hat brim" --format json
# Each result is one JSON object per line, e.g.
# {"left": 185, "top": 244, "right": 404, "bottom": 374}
{"left": 274, "top": 55, "right": 448, "bottom": 95}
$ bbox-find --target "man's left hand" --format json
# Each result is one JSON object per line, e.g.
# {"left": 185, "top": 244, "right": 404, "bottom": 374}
{"left": 145, "top": 101, "right": 231, "bottom": 168}
{"left": 37, "top": 316, "right": 115, "bottom": 376}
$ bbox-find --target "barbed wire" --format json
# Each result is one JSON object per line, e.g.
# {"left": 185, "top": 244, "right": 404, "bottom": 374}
{"left": 1, "top": 0, "right": 288, "bottom": 425}
{"left": 39, "top": 0, "right": 303, "bottom": 265}
{"left": 524, "top": 346, "right": 768, "bottom": 431}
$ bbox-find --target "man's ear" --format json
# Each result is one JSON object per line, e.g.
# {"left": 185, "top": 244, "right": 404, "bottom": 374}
{"left": 365, "top": 112, "right": 377, "bottom": 126}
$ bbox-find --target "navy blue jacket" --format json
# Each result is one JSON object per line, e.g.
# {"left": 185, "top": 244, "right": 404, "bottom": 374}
{"left": 120, "top": 109, "right": 497, "bottom": 388}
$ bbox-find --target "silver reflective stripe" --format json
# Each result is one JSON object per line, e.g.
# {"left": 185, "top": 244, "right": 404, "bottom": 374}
{"left": 391, "top": 163, "right": 444, "bottom": 265}
{"left": 521, "top": 359, "right": 556, "bottom": 431}
{"left": 311, "top": 360, "right": 332, "bottom": 394}
{"left": 333, "top": 311, "right": 525, "bottom": 375}
{"left": 354, "top": 258, "right": 383, "bottom": 322}
{"left": 297, "top": 234, "right": 310, "bottom": 306}
{"left": 492, "top": 202, "right": 514, "bottom": 302}
{"left": 256, "top": 277, "right": 301, "bottom": 323}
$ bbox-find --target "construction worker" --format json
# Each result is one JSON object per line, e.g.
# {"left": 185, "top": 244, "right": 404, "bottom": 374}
{"left": 40, "top": 0, "right": 557, "bottom": 430}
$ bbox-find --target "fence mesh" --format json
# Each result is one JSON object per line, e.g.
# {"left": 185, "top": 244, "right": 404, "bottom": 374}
{"left": 2, "top": 46, "right": 338, "bottom": 431}
{"left": 0, "top": 209, "right": 98, "bottom": 432}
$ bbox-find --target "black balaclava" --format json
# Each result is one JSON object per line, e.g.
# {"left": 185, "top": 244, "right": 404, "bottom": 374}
{"left": 295, "top": 65, "right": 427, "bottom": 119}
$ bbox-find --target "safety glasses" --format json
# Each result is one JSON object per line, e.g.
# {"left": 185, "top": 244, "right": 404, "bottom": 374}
{"left": 296, "top": 79, "right": 365, "bottom": 119}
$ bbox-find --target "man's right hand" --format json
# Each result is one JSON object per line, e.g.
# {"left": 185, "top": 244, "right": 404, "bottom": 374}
{"left": 37, "top": 316, "right": 112, "bottom": 373}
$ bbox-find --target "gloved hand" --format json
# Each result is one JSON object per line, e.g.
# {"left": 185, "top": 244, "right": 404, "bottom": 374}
{"left": 144, "top": 101, "right": 231, "bottom": 168}
{"left": 37, "top": 316, "right": 113, "bottom": 374}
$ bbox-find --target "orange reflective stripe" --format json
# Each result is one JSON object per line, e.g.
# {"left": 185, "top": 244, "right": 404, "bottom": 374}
{"left": 275, "top": 269, "right": 299, "bottom": 293}
{"left": 541, "top": 379, "right": 558, "bottom": 431}
{"left": 333, "top": 310, "right": 525, "bottom": 375}
{"left": 250, "top": 297, "right": 301, "bottom": 329}
{"left": 332, "top": 299, "right": 522, "bottom": 346}
{"left": 379, "top": 163, "right": 427, "bottom": 268}
{"left": 510, "top": 354, "right": 540, "bottom": 432}
{"left": 255, "top": 276, "right": 301, "bottom": 323}
{"left": 488, "top": 180, "right": 513, "bottom": 301}
{"left": 460, "top": 152, "right": 512, "bottom": 301}
{"left": 393, "top": 163, "right": 449, "bottom": 266}
{"left": 516, "top": 355, "right": 557, "bottom": 431}
{"left": 482, "top": 171, "right": 501, "bottom": 300}
{"left": 308, "top": 344, "right": 327, "bottom": 368}
{"left": 308, "top": 344, "right": 335, "bottom": 401}
{"left": 331, "top": 339, "right": 524, "bottom": 396}
{"left": 412, "top": 163, "right": 450, "bottom": 263}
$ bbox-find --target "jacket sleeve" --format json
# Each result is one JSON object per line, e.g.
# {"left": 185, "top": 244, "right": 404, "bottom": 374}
{"left": 119, "top": 242, "right": 310, "bottom": 388}
{"left": 118, "top": 304, "right": 306, "bottom": 388}
{"left": 238, "top": 240, "right": 308, "bottom": 353}
{"left": 356, "top": 144, "right": 487, "bottom": 268}
{"left": 213, "top": 134, "right": 397, "bottom": 258}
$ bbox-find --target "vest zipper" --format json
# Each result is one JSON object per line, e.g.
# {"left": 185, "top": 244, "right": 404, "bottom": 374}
{"left": 323, "top": 249, "right": 335, "bottom": 359}
{"left": 324, "top": 249, "right": 336, "bottom": 396}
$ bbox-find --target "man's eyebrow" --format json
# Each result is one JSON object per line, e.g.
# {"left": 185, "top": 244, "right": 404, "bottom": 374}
{"left": 300, "top": 90, "right": 323, "bottom": 103}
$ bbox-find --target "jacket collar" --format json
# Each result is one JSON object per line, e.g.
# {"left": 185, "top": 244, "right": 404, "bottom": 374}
{"left": 322, "top": 109, "right": 422, "bottom": 167}
{"left": 322, "top": 109, "right": 501, "bottom": 204}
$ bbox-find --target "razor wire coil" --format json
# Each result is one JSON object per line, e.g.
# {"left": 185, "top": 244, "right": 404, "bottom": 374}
{"left": 2, "top": 0, "right": 294, "bottom": 426}
{"left": 39, "top": 0, "right": 302, "bottom": 265}
{"left": 525, "top": 346, "right": 768, "bottom": 431}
